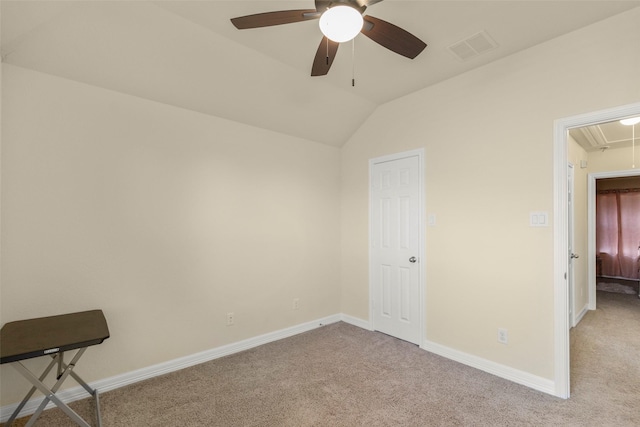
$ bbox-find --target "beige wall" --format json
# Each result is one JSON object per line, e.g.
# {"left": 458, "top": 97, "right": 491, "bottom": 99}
{"left": 0, "top": 65, "right": 341, "bottom": 405}
{"left": 340, "top": 8, "right": 640, "bottom": 380}
{"left": 588, "top": 145, "right": 639, "bottom": 173}
{"left": 596, "top": 175, "right": 640, "bottom": 190}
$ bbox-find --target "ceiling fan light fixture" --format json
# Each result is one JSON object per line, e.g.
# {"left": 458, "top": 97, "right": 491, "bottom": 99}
{"left": 620, "top": 117, "right": 640, "bottom": 126}
{"left": 319, "top": 5, "right": 364, "bottom": 43}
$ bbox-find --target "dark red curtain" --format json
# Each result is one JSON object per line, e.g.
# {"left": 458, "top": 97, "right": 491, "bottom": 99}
{"left": 596, "top": 189, "right": 640, "bottom": 280}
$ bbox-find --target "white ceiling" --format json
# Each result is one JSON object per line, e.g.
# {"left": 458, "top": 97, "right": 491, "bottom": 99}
{"left": 570, "top": 119, "right": 640, "bottom": 153}
{"left": 2, "top": 1, "right": 639, "bottom": 147}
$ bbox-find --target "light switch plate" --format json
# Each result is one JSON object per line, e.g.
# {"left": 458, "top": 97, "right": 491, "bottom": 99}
{"left": 529, "top": 211, "right": 549, "bottom": 227}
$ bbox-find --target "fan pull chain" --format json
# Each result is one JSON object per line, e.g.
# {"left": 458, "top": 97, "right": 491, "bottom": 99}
{"left": 326, "top": 37, "right": 329, "bottom": 65}
{"left": 352, "top": 38, "right": 356, "bottom": 87}
{"left": 633, "top": 123, "right": 636, "bottom": 169}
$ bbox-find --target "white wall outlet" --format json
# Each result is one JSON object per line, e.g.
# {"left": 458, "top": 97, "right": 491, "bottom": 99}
{"left": 226, "top": 312, "right": 234, "bottom": 326}
{"left": 293, "top": 298, "right": 300, "bottom": 310}
{"left": 497, "top": 328, "right": 508, "bottom": 344}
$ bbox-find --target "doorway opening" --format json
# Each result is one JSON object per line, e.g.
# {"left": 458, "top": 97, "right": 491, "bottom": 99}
{"left": 588, "top": 172, "right": 640, "bottom": 306}
{"left": 554, "top": 101, "right": 640, "bottom": 399}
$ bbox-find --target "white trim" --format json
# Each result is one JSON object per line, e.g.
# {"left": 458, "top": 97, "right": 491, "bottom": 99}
{"left": 568, "top": 162, "right": 576, "bottom": 327}
{"left": 0, "top": 314, "right": 341, "bottom": 422}
{"left": 553, "top": 101, "right": 640, "bottom": 399}
{"left": 422, "top": 340, "right": 556, "bottom": 396}
{"left": 587, "top": 168, "right": 640, "bottom": 310}
{"left": 574, "top": 303, "right": 589, "bottom": 326}
{"left": 368, "top": 148, "right": 426, "bottom": 346}
{"left": 553, "top": 114, "right": 570, "bottom": 399}
{"left": 340, "top": 313, "right": 372, "bottom": 330}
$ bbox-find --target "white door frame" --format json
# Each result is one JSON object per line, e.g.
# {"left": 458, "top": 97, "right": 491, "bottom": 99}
{"left": 553, "top": 101, "right": 640, "bottom": 399}
{"left": 567, "top": 162, "right": 575, "bottom": 327}
{"left": 587, "top": 168, "right": 640, "bottom": 310}
{"left": 369, "top": 148, "right": 426, "bottom": 346}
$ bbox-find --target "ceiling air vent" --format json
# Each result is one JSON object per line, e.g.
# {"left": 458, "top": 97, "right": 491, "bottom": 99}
{"left": 448, "top": 31, "right": 498, "bottom": 61}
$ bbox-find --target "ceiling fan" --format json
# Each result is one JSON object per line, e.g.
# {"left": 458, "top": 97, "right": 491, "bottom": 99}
{"left": 231, "top": 0, "right": 427, "bottom": 77}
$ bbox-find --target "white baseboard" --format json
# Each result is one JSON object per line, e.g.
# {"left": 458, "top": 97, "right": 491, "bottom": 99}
{"left": 421, "top": 339, "right": 556, "bottom": 396}
{"left": 0, "top": 314, "right": 342, "bottom": 422}
{"left": 340, "top": 314, "right": 372, "bottom": 330}
{"left": 574, "top": 303, "right": 590, "bottom": 326}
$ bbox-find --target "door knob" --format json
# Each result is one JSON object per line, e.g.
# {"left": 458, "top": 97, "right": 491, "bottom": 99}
{"left": 571, "top": 253, "right": 579, "bottom": 259}
{"left": 409, "top": 257, "right": 417, "bottom": 263}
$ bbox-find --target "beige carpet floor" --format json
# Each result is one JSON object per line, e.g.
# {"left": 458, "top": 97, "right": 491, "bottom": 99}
{"left": 596, "top": 279, "right": 639, "bottom": 296}
{"left": 4, "top": 290, "right": 639, "bottom": 426}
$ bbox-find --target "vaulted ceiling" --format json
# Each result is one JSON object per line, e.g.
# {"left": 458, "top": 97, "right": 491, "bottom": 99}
{"left": 2, "top": 1, "right": 638, "bottom": 147}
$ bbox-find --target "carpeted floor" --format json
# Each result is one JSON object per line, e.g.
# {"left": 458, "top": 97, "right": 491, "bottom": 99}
{"left": 596, "top": 279, "right": 639, "bottom": 296}
{"left": 3, "top": 290, "right": 639, "bottom": 426}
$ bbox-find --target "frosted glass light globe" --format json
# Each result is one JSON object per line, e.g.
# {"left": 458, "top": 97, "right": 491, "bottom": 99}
{"left": 620, "top": 117, "right": 640, "bottom": 126}
{"left": 319, "top": 6, "right": 364, "bottom": 43}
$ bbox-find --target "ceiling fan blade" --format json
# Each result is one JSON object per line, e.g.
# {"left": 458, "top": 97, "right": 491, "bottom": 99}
{"left": 358, "top": 0, "right": 384, "bottom": 7}
{"left": 231, "top": 9, "right": 318, "bottom": 29}
{"left": 311, "top": 36, "right": 339, "bottom": 76}
{"left": 361, "top": 15, "right": 426, "bottom": 59}
{"left": 315, "top": 1, "right": 331, "bottom": 13}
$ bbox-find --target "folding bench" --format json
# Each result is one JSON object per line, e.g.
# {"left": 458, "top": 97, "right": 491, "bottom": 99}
{"left": 0, "top": 309, "right": 110, "bottom": 427}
